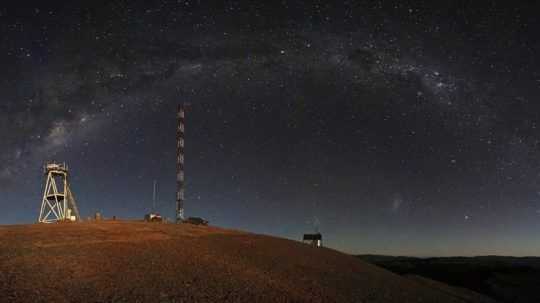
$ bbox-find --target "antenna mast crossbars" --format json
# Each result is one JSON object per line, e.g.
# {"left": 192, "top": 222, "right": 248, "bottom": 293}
{"left": 176, "top": 104, "right": 186, "bottom": 223}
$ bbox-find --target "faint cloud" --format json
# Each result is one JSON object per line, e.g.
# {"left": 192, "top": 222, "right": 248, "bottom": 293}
{"left": 14, "top": 149, "right": 22, "bottom": 160}
{"left": 46, "top": 121, "right": 69, "bottom": 147}
{"left": 0, "top": 167, "right": 14, "bottom": 186}
{"left": 391, "top": 193, "right": 403, "bottom": 212}
{"left": 0, "top": 167, "right": 12, "bottom": 179}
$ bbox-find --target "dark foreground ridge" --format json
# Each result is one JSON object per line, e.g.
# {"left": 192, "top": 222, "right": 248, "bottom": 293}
{"left": 1, "top": 222, "right": 495, "bottom": 302}
{"left": 358, "top": 254, "right": 540, "bottom": 303}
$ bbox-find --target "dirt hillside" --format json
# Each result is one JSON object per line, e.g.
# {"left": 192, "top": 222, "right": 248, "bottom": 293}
{"left": 0, "top": 221, "right": 495, "bottom": 302}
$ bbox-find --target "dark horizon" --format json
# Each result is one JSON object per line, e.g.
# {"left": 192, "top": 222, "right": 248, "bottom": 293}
{"left": 1, "top": 1, "right": 540, "bottom": 257}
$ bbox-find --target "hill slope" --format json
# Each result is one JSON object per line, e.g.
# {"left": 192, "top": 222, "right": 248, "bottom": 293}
{"left": 0, "top": 222, "right": 494, "bottom": 302}
{"left": 359, "top": 254, "right": 540, "bottom": 303}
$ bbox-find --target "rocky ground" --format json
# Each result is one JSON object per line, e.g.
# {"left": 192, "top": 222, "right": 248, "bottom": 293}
{"left": 0, "top": 221, "right": 496, "bottom": 302}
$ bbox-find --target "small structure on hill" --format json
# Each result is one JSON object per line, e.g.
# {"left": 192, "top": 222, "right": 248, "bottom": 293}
{"left": 144, "top": 213, "right": 163, "bottom": 222}
{"left": 183, "top": 217, "right": 208, "bottom": 226}
{"left": 38, "top": 162, "right": 81, "bottom": 223}
{"left": 303, "top": 233, "right": 322, "bottom": 247}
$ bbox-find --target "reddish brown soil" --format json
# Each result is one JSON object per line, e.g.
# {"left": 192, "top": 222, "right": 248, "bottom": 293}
{"left": 0, "top": 221, "right": 494, "bottom": 302}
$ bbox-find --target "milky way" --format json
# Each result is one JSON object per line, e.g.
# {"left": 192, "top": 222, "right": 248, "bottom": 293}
{"left": 1, "top": 1, "right": 539, "bottom": 256}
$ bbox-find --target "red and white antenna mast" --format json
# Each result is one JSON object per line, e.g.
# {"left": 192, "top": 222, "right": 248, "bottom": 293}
{"left": 176, "top": 104, "right": 186, "bottom": 223}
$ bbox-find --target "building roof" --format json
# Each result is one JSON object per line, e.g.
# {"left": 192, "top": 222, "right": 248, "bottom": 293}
{"left": 303, "top": 233, "right": 322, "bottom": 240}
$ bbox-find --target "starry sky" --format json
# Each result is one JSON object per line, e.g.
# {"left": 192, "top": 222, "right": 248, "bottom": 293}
{"left": 1, "top": 1, "right": 540, "bottom": 256}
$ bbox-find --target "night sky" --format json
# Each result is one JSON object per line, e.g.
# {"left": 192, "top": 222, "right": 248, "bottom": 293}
{"left": 1, "top": 1, "right": 540, "bottom": 256}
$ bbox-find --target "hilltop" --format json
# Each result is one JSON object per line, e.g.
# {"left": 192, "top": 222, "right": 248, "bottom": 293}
{"left": 0, "top": 221, "right": 495, "bottom": 302}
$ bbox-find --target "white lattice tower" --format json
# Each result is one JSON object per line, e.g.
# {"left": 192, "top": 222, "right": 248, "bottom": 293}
{"left": 38, "top": 162, "right": 80, "bottom": 223}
